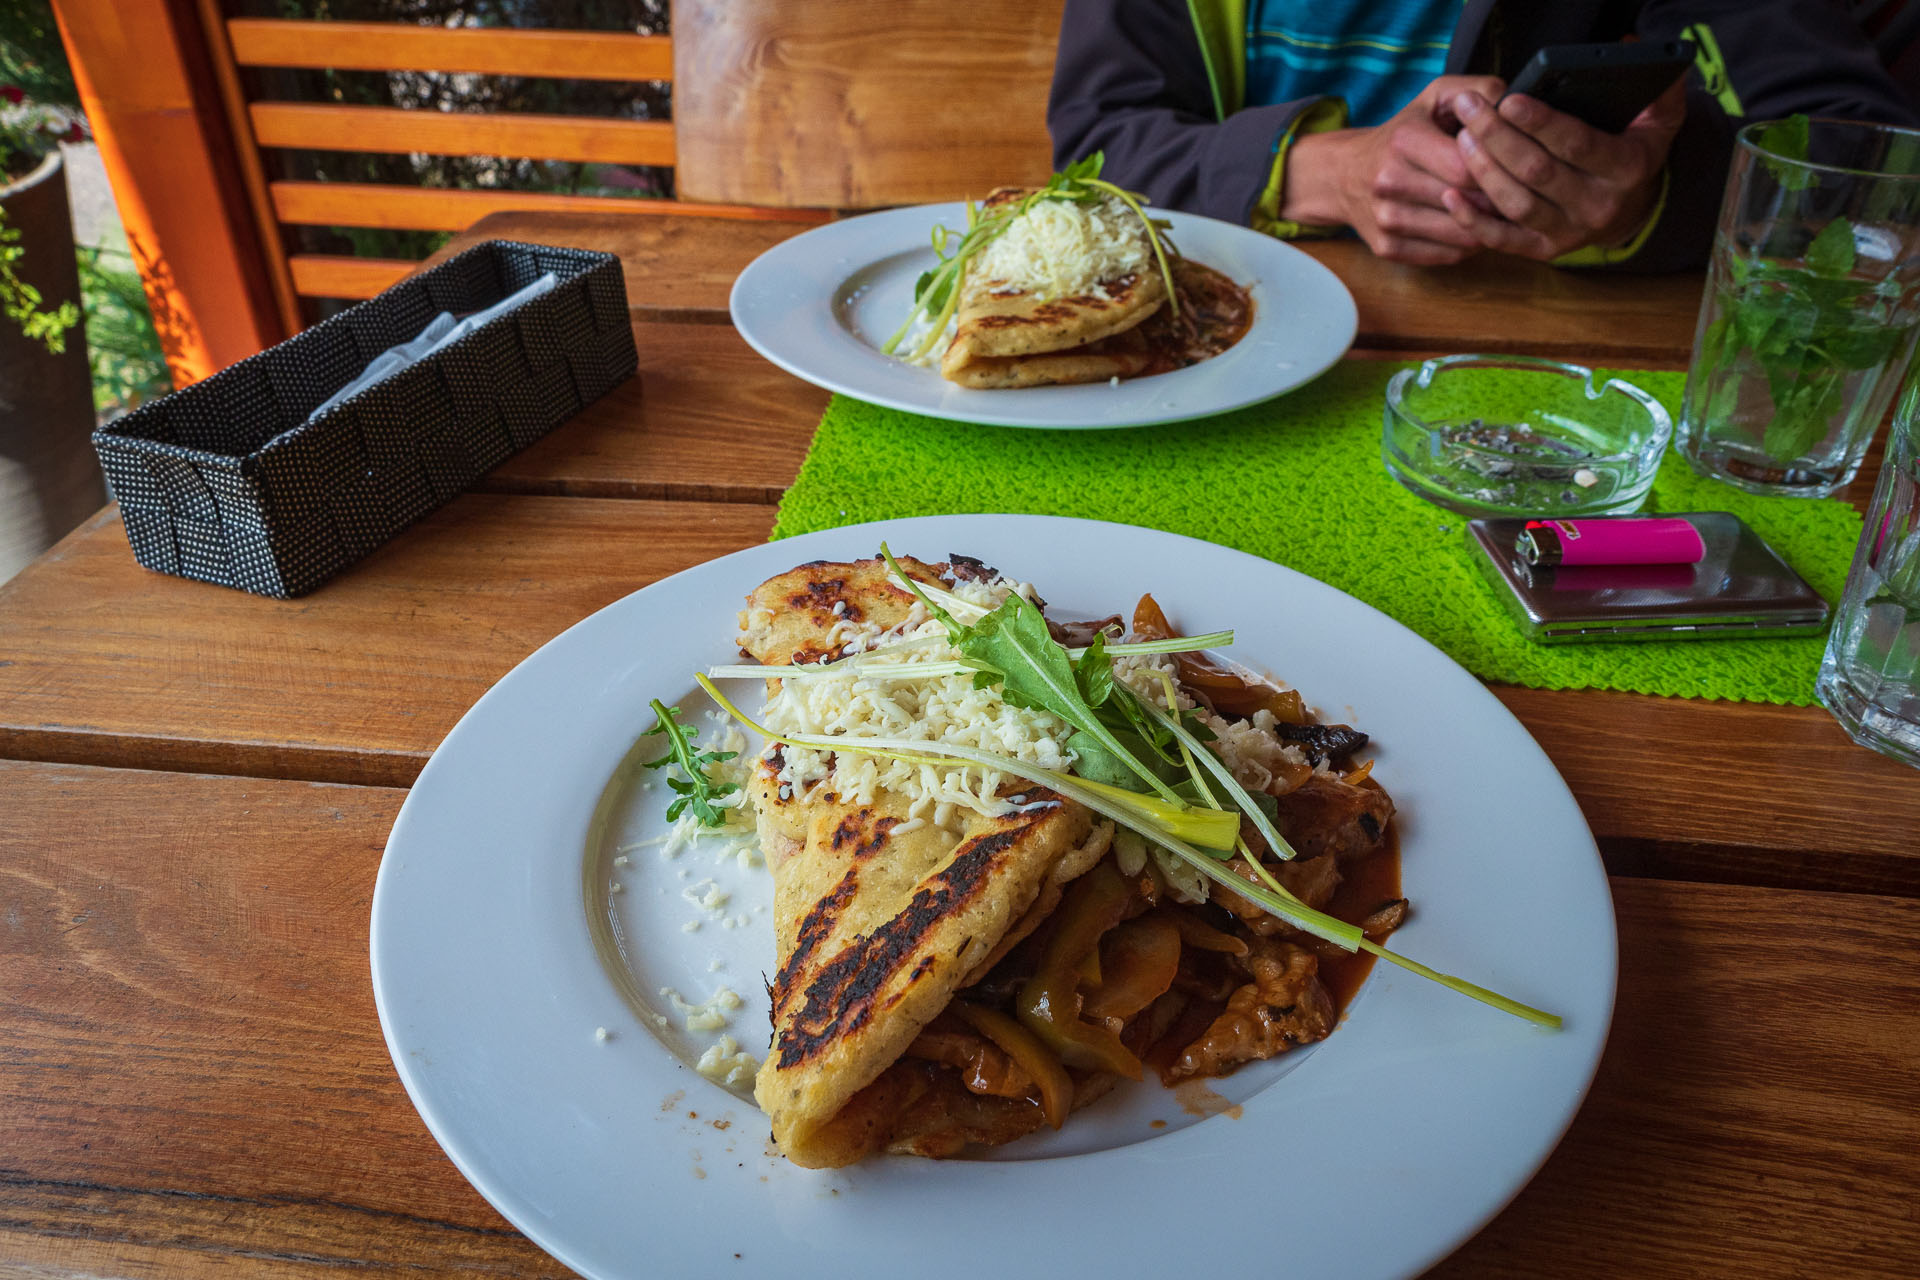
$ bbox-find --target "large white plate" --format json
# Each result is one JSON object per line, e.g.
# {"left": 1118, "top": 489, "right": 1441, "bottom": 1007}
{"left": 371, "top": 514, "right": 1615, "bottom": 1280}
{"left": 728, "top": 204, "right": 1358, "bottom": 428}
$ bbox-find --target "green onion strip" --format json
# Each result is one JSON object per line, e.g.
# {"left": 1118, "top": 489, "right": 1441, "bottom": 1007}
{"left": 1133, "top": 685, "right": 1302, "bottom": 863}
{"left": 692, "top": 670, "right": 1564, "bottom": 1029}
{"left": 694, "top": 674, "right": 1327, "bottom": 927}
{"left": 706, "top": 631, "right": 1237, "bottom": 684}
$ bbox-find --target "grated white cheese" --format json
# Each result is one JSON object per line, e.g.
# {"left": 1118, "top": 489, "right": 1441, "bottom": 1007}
{"left": 660, "top": 984, "right": 743, "bottom": 1032}
{"left": 973, "top": 194, "right": 1151, "bottom": 301}
{"left": 1202, "top": 707, "right": 1311, "bottom": 793}
{"left": 682, "top": 878, "right": 731, "bottom": 915}
{"left": 696, "top": 1035, "right": 759, "bottom": 1089}
{"left": 751, "top": 573, "right": 1081, "bottom": 830}
{"left": 1113, "top": 652, "right": 1184, "bottom": 706}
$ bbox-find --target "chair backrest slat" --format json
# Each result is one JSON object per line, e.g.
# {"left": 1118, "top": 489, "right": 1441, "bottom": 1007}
{"left": 227, "top": 19, "right": 674, "bottom": 82}
{"left": 268, "top": 181, "right": 821, "bottom": 232}
{"left": 248, "top": 102, "right": 677, "bottom": 167}
{"left": 285, "top": 254, "right": 416, "bottom": 300}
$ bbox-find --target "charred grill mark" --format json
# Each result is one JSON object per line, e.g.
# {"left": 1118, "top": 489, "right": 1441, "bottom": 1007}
{"left": 1357, "top": 812, "right": 1382, "bottom": 841}
{"left": 910, "top": 956, "right": 935, "bottom": 981}
{"left": 774, "top": 823, "right": 1037, "bottom": 1069}
{"left": 788, "top": 643, "right": 840, "bottom": 665}
{"left": 773, "top": 868, "right": 859, "bottom": 1016}
{"left": 787, "top": 577, "right": 848, "bottom": 613}
{"left": 829, "top": 809, "right": 899, "bottom": 861}
{"left": 977, "top": 303, "right": 1079, "bottom": 328}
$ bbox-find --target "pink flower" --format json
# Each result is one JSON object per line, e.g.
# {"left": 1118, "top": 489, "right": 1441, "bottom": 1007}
{"left": 0, "top": 86, "right": 24, "bottom": 105}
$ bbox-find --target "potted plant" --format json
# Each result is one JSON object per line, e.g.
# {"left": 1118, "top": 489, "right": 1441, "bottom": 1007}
{"left": 1, "top": 0, "right": 104, "bottom": 583}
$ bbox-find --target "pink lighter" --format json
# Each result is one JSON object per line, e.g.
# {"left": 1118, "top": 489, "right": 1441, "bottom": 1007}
{"left": 1516, "top": 516, "right": 1706, "bottom": 568}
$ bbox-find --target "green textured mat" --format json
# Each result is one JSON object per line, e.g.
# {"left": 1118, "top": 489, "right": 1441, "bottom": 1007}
{"left": 771, "top": 362, "right": 1863, "bottom": 705}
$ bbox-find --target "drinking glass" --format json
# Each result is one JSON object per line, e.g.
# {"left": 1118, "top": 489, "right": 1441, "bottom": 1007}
{"left": 1676, "top": 118, "right": 1920, "bottom": 498}
{"left": 1816, "top": 374, "right": 1920, "bottom": 767}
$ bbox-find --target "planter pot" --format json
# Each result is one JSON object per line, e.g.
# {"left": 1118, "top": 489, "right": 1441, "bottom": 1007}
{"left": 1, "top": 149, "right": 104, "bottom": 584}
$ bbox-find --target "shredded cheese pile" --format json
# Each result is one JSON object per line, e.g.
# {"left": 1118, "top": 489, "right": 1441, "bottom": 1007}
{"left": 974, "top": 194, "right": 1151, "bottom": 300}
{"left": 753, "top": 574, "right": 1075, "bottom": 830}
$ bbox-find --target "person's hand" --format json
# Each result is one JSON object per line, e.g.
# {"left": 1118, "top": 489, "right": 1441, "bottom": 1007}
{"left": 1281, "top": 75, "right": 1506, "bottom": 265}
{"left": 1441, "top": 79, "right": 1686, "bottom": 260}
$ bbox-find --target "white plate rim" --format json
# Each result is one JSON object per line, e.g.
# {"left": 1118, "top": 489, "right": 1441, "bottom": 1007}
{"left": 371, "top": 513, "right": 1617, "bottom": 1280}
{"left": 727, "top": 204, "right": 1359, "bottom": 429}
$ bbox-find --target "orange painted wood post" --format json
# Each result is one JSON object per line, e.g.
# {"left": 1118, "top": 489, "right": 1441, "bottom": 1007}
{"left": 50, "top": 0, "right": 288, "bottom": 385}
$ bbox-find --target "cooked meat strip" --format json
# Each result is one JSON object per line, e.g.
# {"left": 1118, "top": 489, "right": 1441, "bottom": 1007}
{"left": 1274, "top": 720, "right": 1370, "bottom": 765}
{"left": 945, "top": 553, "right": 998, "bottom": 584}
{"left": 905, "top": 1027, "right": 1036, "bottom": 1100}
{"left": 1212, "top": 853, "right": 1343, "bottom": 936}
{"left": 1167, "top": 936, "right": 1334, "bottom": 1081}
{"left": 1271, "top": 773, "right": 1395, "bottom": 861}
{"left": 1360, "top": 897, "right": 1409, "bottom": 937}
{"left": 1047, "top": 614, "right": 1125, "bottom": 647}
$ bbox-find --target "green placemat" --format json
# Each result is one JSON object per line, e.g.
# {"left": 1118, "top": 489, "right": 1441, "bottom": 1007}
{"left": 771, "top": 362, "right": 1863, "bottom": 705}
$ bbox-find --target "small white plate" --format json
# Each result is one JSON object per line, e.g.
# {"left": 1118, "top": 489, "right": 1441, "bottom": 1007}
{"left": 371, "top": 514, "right": 1615, "bottom": 1280}
{"left": 728, "top": 204, "right": 1358, "bottom": 428}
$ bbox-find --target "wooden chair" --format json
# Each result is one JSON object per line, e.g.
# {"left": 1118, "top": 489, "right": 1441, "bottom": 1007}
{"left": 84, "top": 0, "right": 1067, "bottom": 349}
{"left": 671, "top": 0, "right": 1065, "bottom": 208}
{"left": 195, "top": 5, "right": 824, "bottom": 328}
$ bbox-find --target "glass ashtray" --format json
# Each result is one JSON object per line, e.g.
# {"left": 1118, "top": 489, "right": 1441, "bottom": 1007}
{"left": 1382, "top": 355, "right": 1672, "bottom": 516}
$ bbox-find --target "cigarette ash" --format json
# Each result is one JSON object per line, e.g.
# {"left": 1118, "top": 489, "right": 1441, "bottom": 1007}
{"left": 1430, "top": 419, "right": 1607, "bottom": 507}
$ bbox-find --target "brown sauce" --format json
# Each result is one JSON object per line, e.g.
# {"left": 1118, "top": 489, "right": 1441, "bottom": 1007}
{"left": 1319, "top": 822, "right": 1402, "bottom": 1018}
{"left": 1132, "top": 257, "right": 1256, "bottom": 377}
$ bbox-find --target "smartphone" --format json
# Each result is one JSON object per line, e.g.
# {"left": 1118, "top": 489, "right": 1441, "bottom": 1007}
{"left": 1502, "top": 40, "right": 1695, "bottom": 134}
{"left": 1466, "top": 513, "right": 1830, "bottom": 644}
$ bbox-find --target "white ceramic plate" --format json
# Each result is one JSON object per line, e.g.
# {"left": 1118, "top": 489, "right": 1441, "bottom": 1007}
{"left": 728, "top": 204, "right": 1358, "bottom": 428}
{"left": 371, "top": 514, "right": 1615, "bottom": 1280}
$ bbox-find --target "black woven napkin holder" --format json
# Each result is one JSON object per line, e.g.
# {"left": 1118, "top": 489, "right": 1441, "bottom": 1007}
{"left": 91, "top": 240, "right": 635, "bottom": 598}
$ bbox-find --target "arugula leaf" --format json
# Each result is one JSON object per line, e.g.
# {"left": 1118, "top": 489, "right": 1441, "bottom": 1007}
{"left": 1070, "top": 722, "right": 1179, "bottom": 790}
{"left": 1805, "top": 217, "right": 1857, "bottom": 277}
{"left": 959, "top": 592, "right": 1179, "bottom": 800}
{"left": 642, "top": 699, "right": 738, "bottom": 827}
{"left": 1074, "top": 632, "right": 1114, "bottom": 709}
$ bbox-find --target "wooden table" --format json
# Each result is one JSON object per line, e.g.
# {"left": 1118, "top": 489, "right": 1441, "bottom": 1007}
{"left": 3, "top": 211, "right": 1916, "bottom": 1279}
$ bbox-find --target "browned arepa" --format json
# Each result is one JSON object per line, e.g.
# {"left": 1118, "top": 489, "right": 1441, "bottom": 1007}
{"left": 935, "top": 188, "right": 1249, "bottom": 388}
{"left": 734, "top": 556, "right": 1401, "bottom": 1168}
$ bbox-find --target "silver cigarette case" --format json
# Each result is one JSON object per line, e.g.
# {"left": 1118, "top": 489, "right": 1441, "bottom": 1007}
{"left": 1466, "top": 512, "right": 1832, "bottom": 643}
